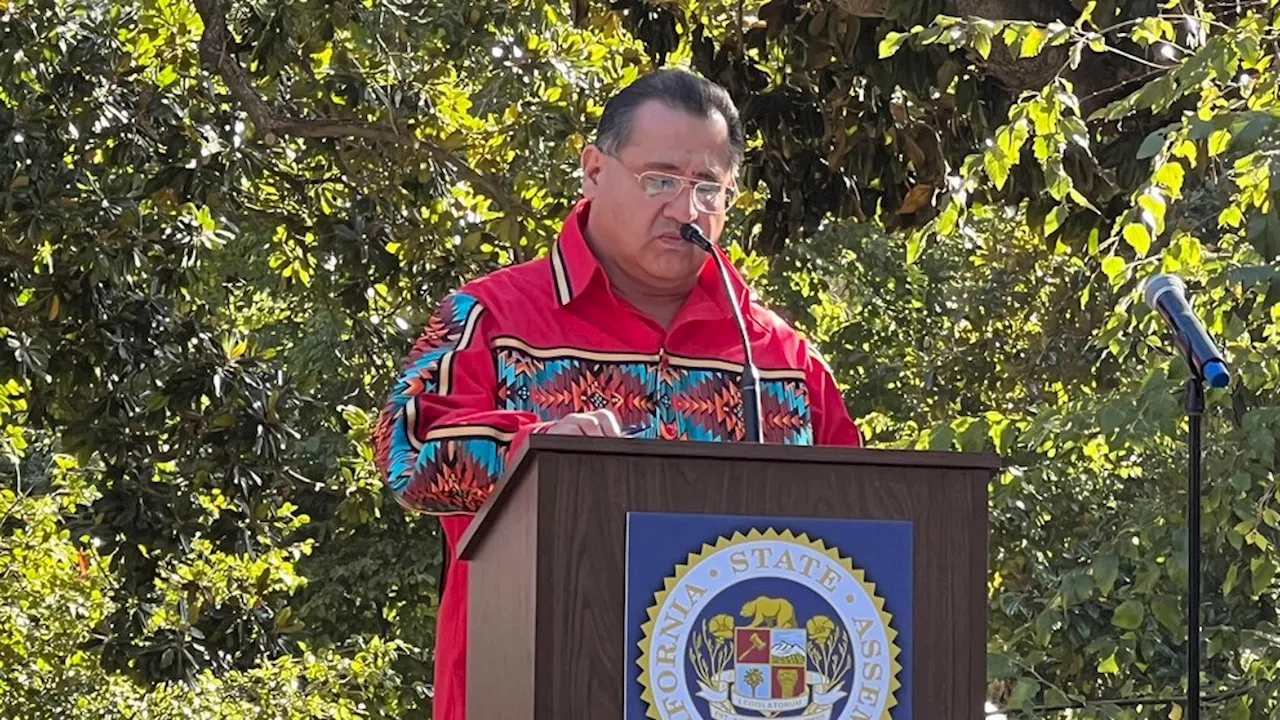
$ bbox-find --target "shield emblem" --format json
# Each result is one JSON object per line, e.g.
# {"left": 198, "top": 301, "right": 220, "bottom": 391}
{"left": 733, "top": 627, "right": 807, "bottom": 701}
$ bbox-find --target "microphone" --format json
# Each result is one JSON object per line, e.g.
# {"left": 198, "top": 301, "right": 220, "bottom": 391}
{"left": 680, "top": 222, "right": 764, "bottom": 443}
{"left": 1142, "top": 274, "right": 1230, "bottom": 388}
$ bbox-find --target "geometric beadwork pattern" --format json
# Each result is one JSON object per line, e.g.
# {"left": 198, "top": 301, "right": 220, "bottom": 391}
{"left": 494, "top": 339, "right": 813, "bottom": 445}
{"left": 374, "top": 291, "right": 489, "bottom": 512}
{"left": 398, "top": 430, "right": 510, "bottom": 515}
{"left": 374, "top": 305, "right": 817, "bottom": 514}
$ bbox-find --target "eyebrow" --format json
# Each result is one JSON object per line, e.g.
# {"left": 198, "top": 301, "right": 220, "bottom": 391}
{"left": 642, "top": 161, "right": 724, "bottom": 183}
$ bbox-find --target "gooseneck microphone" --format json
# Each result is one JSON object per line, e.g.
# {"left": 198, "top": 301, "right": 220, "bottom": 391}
{"left": 680, "top": 222, "right": 764, "bottom": 443}
{"left": 1142, "top": 274, "right": 1230, "bottom": 387}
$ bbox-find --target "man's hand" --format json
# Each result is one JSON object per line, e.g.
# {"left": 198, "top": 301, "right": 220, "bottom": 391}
{"left": 541, "top": 409, "right": 623, "bottom": 437}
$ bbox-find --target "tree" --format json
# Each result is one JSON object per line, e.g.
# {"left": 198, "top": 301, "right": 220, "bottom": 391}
{"left": 3, "top": 0, "right": 1280, "bottom": 716}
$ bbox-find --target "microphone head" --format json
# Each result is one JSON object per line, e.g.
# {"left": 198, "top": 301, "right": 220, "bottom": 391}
{"left": 679, "top": 222, "right": 704, "bottom": 242}
{"left": 1142, "top": 273, "right": 1186, "bottom": 310}
{"left": 679, "top": 222, "right": 712, "bottom": 251}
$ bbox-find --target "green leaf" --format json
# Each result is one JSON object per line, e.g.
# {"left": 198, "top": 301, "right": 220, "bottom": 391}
{"left": 1265, "top": 509, "right": 1280, "bottom": 529}
{"left": 1112, "top": 599, "right": 1144, "bottom": 629}
{"left": 1152, "top": 595, "right": 1181, "bottom": 635}
{"left": 1225, "top": 696, "right": 1250, "bottom": 720}
{"left": 906, "top": 232, "right": 922, "bottom": 264}
{"left": 1137, "top": 129, "right": 1167, "bottom": 159}
{"left": 1154, "top": 161, "right": 1186, "bottom": 198}
{"left": 987, "top": 652, "right": 1015, "bottom": 680}
{"left": 1019, "top": 26, "right": 1048, "bottom": 58}
{"left": 937, "top": 202, "right": 960, "bottom": 235}
{"left": 1208, "top": 128, "right": 1232, "bottom": 156}
{"left": 1077, "top": 0, "right": 1097, "bottom": 27}
{"left": 1044, "top": 204, "right": 1067, "bottom": 236}
{"left": 1092, "top": 552, "right": 1119, "bottom": 596}
{"left": 1251, "top": 557, "right": 1276, "bottom": 596}
{"left": 1009, "top": 677, "right": 1040, "bottom": 708}
{"left": 1138, "top": 191, "right": 1166, "bottom": 224}
{"left": 879, "top": 32, "right": 908, "bottom": 58}
{"left": 1002, "top": 24, "right": 1021, "bottom": 47}
{"left": 1123, "top": 223, "right": 1152, "bottom": 256}
{"left": 974, "top": 30, "right": 992, "bottom": 59}
{"left": 1032, "top": 134, "right": 1053, "bottom": 162}
{"left": 1230, "top": 265, "right": 1280, "bottom": 286}
{"left": 984, "top": 149, "right": 1011, "bottom": 191}
{"left": 1131, "top": 17, "right": 1168, "bottom": 46}
{"left": 1068, "top": 42, "right": 1084, "bottom": 70}
{"left": 1061, "top": 571, "right": 1095, "bottom": 605}
{"left": 1046, "top": 164, "right": 1072, "bottom": 201}
{"left": 1070, "top": 187, "right": 1100, "bottom": 214}
{"left": 310, "top": 44, "right": 334, "bottom": 70}
{"left": 156, "top": 65, "right": 178, "bottom": 89}
{"left": 1028, "top": 96, "right": 1060, "bottom": 135}
{"left": 1097, "top": 652, "right": 1120, "bottom": 674}
{"left": 1172, "top": 138, "right": 1197, "bottom": 165}
{"left": 998, "top": 120, "right": 1030, "bottom": 158}
{"left": 1219, "top": 204, "right": 1245, "bottom": 229}
{"left": 1102, "top": 255, "right": 1126, "bottom": 282}
{"left": 927, "top": 424, "right": 956, "bottom": 450}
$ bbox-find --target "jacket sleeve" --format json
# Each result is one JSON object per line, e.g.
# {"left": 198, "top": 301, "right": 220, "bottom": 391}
{"left": 372, "top": 290, "right": 549, "bottom": 514}
{"left": 802, "top": 342, "right": 862, "bottom": 448}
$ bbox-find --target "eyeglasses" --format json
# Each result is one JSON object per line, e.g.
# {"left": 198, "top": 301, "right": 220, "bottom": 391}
{"left": 607, "top": 156, "right": 737, "bottom": 214}
{"left": 632, "top": 171, "right": 736, "bottom": 214}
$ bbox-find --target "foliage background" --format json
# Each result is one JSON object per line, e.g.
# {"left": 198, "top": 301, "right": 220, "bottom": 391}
{"left": 2, "top": 0, "right": 1280, "bottom": 716}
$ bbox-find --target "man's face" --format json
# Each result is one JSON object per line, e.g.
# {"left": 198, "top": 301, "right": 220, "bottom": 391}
{"left": 580, "top": 100, "right": 736, "bottom": 293}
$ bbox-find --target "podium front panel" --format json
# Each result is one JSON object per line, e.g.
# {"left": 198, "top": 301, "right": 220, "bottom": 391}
{"left": 522, "top": 450, "right": 986, "bottom": 719}
{"left": 623, "top": 512, "right": 913, "bottom": 719}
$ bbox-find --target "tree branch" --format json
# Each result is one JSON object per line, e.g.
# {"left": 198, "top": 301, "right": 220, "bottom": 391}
{"left": 192, "top": 0, "right": 529, "bottom": 216}
{"left": 834, "top": 0, "right": 888, "bottom": 17}
{"left": 1078, "top": 67, "right": 1169, "bottom": 104}
{"left": 990, "top": 683, "right": 1256, "bottom": 716}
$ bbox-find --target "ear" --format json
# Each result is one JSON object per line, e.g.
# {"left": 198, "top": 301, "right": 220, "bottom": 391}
{"left": 580, "top": 145, "right": 605, "bottom": 197}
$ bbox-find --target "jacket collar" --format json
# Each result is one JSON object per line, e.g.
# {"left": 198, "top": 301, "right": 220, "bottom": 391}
{"left": 550, "top": 198, "right": 757, "bottom": 316}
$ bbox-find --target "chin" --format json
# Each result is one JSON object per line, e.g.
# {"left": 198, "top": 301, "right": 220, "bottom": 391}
{"left": 646, "top": 261, "right": 703, "bottom": 284}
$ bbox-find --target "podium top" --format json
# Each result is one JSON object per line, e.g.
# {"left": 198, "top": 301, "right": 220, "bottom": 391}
{"left": 510, "top": 434, "right": 1003, "bottom": 471}
{"left": 457, "top": 436, "right": 1000, "bottom": 560}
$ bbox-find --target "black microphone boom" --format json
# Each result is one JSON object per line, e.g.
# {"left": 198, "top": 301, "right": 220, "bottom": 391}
{"left": 1142, "top": 274, "right": 1230, "bottom": 388}
{"left": 680, "top": 222, "right": 764, "bottom": 443}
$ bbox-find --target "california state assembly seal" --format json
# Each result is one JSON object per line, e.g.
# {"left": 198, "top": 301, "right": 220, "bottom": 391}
{"left": 636, "top": 528, "right": 901, "bottom": 720}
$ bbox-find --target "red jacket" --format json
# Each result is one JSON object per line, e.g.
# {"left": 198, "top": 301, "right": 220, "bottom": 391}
{"left": 373, "top": 198, "right": 860, "bottom": 720}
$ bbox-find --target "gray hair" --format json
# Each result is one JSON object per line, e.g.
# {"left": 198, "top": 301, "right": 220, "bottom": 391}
{"left": 594, "top": 68, "right": 744, "bottom": 170}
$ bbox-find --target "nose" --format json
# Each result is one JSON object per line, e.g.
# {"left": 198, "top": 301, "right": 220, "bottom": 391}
{"left": 662, "top": 185, "right": 699, "bottom": 224}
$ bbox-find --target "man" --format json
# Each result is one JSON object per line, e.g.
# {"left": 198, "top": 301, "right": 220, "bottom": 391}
{"left": 373, "top": 68, "right": 861, "bottom": 720}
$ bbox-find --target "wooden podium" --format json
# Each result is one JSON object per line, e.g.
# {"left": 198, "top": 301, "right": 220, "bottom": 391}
{"left": 457, "top": 435, "right": 1000, "bottom": 719}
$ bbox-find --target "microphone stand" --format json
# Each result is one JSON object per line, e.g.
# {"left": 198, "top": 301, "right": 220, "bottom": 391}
{"left": 1185, "top": 368, "right": 1205, "bottom": 720}
{"left": 680, "top": 223, "right": 764, "bottom": 443}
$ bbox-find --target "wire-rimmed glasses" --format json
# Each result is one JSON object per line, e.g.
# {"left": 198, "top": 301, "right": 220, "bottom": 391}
{"left": 627, "top": 169, "right": 737, "bottom": 215}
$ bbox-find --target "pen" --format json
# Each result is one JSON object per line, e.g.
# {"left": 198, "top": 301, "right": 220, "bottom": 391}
{"left": 621, "top": 423, "right": 649, "bottom": 438}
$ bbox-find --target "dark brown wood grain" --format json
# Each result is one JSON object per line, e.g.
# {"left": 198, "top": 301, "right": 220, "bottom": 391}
{"left": 458, "top": 436, "right": 999, "bottom": 559}
{"left": 463, "top": 437, "right": 995, "bottom": 719}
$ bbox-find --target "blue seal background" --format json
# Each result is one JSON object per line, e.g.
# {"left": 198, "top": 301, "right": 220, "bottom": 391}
{"left": 623, "top": 512, "right": 913, "bottom": 719}
{"left": 684, "top": 577, "right": 853, "bottom": 718}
